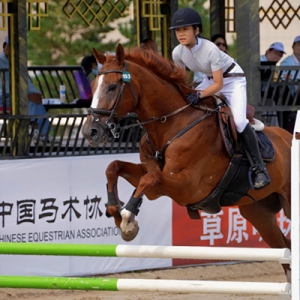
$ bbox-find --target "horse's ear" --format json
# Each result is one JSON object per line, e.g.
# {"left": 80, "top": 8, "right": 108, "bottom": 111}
{"left": 115, "top": 43, "right": 125, "bottom": 63}
{"left": 92, "top": 48, "right": 106, "bottom": 65}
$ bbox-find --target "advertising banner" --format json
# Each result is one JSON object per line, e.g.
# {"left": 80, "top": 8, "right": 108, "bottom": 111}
{"left": 172, "top": 203, "right": 290, "bottom": 266}
{"left": 0, "top": 154, "right": 172, "bottom": 276}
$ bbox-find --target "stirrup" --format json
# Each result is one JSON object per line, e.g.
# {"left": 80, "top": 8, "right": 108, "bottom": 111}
{"left": 248, "top": 166, "right": 270, "bottom": 190}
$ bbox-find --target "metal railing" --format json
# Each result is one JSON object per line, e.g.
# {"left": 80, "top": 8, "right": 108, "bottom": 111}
{"left": 1, "top": 65, "right": 300, "bottom": 159}
{"left": 0, "top": 114, "right": 142, "bottom": 159}
{"left": 1, "top": 65, "right": 83, "bottom": 112}
{"left": 28, "top": 65, "right": 82, "bottom": 102}
{"left": 0, "top": 65, "right": 142, "bottom": 159}
{"left": 259, "top": 65, "right": 300, "bottom": 130}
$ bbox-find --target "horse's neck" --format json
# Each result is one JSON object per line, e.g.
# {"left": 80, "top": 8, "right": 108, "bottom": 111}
{"left": 130, "top": 65, "right": 217, "bottom": 148}
{"left": 134, "top": 74, "right": 186, "bottom": 120}
{"left": 136, "top": 88, "right": 186, "bottom": 126}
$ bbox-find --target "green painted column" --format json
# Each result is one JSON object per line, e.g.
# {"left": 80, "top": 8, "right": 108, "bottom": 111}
{"left": 169, "top": 0, "right": 178, "bottom": 57}
{"left": 235, "top": 0, "right": 261, "bottom": 117}
{"left": 12, "top": 0, "right": 30, "bottom": 155}
{"left": 210, "top": 0, "right": 225, "bottom": 37}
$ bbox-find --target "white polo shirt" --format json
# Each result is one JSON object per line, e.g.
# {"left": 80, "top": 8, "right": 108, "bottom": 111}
{"left": 172, "top": 38, "right": 234, "bottom": 77}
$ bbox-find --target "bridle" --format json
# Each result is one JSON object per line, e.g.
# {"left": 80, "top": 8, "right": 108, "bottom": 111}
{"left": 86, "top": 60, "right": 194, "bottom": 139}
{"left": 86, "top": 60, "right": 220, "bottom": 152}
{"left": 87, "top": 61, "right": 137, "bottom": 138}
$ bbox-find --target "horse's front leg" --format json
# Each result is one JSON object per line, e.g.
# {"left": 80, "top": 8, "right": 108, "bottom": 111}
{"left": 120, "top": 169, "right": 186, "bottom": 241}
{"left": 105, "top": 160, "right": 146, "bottom": 240}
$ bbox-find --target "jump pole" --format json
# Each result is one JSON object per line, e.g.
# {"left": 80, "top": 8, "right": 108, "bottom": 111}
{"left": 0, "top": 276, "right": 291, "bottom": 295}
{"left": 0, "top": 242, "right": 290, "bottom": 264}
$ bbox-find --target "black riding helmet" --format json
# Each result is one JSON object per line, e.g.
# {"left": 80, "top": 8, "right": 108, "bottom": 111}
{"left": 169, "top": 8, "right": 202, "bottom": 32}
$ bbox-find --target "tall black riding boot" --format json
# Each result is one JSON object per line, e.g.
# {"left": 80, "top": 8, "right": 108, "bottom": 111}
{"left": 240, "top": 123, "right": 271, "bottom": 190}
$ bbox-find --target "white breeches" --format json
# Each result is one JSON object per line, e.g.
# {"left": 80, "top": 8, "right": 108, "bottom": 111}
{"left": 196, "top": 66, "right": 249, "bottom": 133}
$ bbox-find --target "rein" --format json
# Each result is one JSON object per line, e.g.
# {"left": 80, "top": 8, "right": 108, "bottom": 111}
{"left": 87, "top": 60, "right": 226, "bottom": 166}
{"left": 120, "top": 104, "right": 193, "bottom": 131}
{"left": 142, "top": 102, "right": 228, "bottom": 169}
{"left": 143, "top": 109, "right": 212, "bottom": 167}
{"left": 87, "top": 60, "right": 218, "bottom": 138}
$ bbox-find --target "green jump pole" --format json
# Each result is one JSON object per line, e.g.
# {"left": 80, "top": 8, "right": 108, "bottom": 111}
{"left": 0, "top": 243, "right": 117, "bottom": 257}
{"left": 0, "top": 276, "right": 118, "bottom": 290}
{"left": 0, "top": 276, "right": 291, "bottom": 294}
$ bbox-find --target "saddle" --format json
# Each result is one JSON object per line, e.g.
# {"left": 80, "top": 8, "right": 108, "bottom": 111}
{"left": 216, "top": 96, "right": 275, "bottom": 162}
{"left": 186, "top": 96, "right": 275, "bottom": 220}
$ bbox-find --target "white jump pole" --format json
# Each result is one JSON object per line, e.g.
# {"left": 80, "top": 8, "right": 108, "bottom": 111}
{"left": 117, "top": 279, "right": 290, "bottom": 295}
{"left": 291, "top": 110, "right": 300, "bottom": 299}
{"left": 0, "top": 243, "right": 290, "bottom": 264}
{"left": 115, "top": 245, "right": 290, "bottom": 263}
{"left": 0, "top": 276, "right": 291, "bottom": 295}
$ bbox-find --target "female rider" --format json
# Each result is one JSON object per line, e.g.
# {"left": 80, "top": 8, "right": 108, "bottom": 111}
{"left": 170, "top": 7, "right": 270, "bottom": 190}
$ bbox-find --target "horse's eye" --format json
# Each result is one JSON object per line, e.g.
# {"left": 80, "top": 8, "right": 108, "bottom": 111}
{"left": 108, "top": 84, "right": 117, "bottom": 92}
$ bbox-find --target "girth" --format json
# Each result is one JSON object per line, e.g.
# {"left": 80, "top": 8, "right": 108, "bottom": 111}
{"left": 186, "top": 152, "right": 243, "bottom": 219}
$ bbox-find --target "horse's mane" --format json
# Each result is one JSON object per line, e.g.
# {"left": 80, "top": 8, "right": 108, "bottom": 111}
{"left": 124, "top": 47, "right": 195, "bottom": 97}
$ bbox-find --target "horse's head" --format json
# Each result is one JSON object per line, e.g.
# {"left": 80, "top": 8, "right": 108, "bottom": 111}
{"left": 82, "top": 43, "right": 195, "bottom": 146}
{"left": 82, "top": 44, "right": 137, "bottom": 146}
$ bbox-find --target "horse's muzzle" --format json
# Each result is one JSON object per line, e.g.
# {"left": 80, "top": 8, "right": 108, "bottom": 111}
{"left": 82, "top": 116, "right": 111, "bottom": 146}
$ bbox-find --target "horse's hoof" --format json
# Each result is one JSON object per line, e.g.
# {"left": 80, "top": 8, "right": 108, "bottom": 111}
{"left": 121, "top": 225, "right": 139, "bottom": 242}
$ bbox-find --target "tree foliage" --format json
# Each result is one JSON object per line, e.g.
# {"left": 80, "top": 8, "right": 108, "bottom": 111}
{"left": 27, "top": 0, "right": 210, "bottom": 65}
{"left": 27, "top": 0, "right": 131, "bottom": 65}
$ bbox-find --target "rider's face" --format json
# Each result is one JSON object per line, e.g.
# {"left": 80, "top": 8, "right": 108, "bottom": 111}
{"left": 175, "top": 26, "right": 198, "bottom": 48}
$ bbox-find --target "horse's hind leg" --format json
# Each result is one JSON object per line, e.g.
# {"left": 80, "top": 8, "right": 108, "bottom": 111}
{"left": 238, "top": 193, "right": 291, "bottom": 282}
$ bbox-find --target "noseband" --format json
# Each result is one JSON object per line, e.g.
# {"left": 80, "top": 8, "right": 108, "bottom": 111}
{"left": 87, "top": 61, "right": 137, "bottom": 138}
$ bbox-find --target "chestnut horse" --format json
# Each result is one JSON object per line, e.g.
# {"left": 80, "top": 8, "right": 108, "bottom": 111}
{"left": 82, "top": 44, "right": 292, "bottom": 281}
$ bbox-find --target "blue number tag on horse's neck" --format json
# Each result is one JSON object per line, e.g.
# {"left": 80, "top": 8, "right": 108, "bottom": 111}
{"left": 122, "top": 71, "right": 131, "bottom": 82}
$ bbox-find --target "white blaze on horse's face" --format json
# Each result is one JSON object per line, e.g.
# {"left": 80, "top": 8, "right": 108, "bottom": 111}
{"left": 91, "top": 74, "right": 104, "bottom": 109}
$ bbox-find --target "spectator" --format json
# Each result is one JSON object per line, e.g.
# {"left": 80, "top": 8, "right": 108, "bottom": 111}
{"left": 280, "top": 35, "right": 300, "bottom": 133}
{"left": 260, "top": 42, "right": 285, "bottom": 63}
{"left": 0, "top": 36, "right": 53, "bottom": 144}
{"left": 0, "top": 37, "right": 10, "bottom": 111}
{"left": 211, "top": 33, "right": 229, "bottom": 55}
{"left": 81, "top": 55, "right": 102, "bottom": 81}
{"left": 260, "top": 42, "right": 286, "bottom": 127}
{"left": 280, "top": 35, "right": 300, "bottom": 79}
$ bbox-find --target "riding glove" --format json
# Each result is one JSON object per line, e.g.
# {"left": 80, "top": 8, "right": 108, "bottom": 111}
{"left": 186, "top": 91, "right": 200, "bottom": 105}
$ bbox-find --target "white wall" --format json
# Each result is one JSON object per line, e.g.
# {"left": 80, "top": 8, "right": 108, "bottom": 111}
{"left": 259, "top": 0, "right": 299, "bottom": 59}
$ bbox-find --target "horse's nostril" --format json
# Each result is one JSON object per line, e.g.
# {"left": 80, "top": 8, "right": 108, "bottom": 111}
{"left": 90, "top": 128, "right": 98, "bottom": 138}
